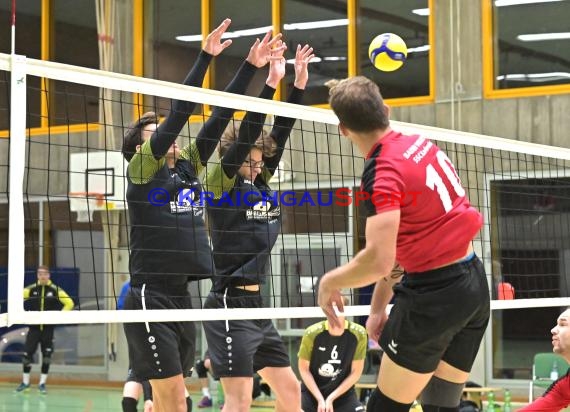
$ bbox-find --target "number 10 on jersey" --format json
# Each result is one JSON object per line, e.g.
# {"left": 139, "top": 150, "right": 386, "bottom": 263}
{"left": 425, "top": 150, "right": 466, "bottom": 213}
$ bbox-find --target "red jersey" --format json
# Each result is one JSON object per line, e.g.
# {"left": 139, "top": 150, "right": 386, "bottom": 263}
{"left": 360, "top": 130, "right": 482, "bottom": 273}
{"left": 519, "top": 371, "right": 570, "bottom": 411}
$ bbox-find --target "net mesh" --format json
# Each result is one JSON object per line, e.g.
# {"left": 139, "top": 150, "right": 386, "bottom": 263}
{"left": 1, "top": 52, "right": 570, "bottom": 330}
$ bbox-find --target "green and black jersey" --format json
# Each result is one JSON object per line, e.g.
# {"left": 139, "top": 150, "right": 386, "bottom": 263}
{"left": 127, "top": 141, "right": 213, "bottom": 286}
{"left": 126, "top": 53, "right": 259, "bottom": 288}
{"left": 24, "top": 280, "right": 74, "bottom": 312}
{"left": 203, "top": 86, "right": 304, "bottom": 291}
{"left": 298, "top": 320, "right": 367, "bottom": 401}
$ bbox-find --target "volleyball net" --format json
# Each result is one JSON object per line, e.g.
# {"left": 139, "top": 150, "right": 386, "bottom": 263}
{"left": 1, "top": 52, "right": 570, "bottom": 329}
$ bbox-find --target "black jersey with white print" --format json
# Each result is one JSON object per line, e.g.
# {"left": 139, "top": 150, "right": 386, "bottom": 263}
{"left": 207, "top": 174, "right": 280, "bottom": 291}
{"left": 298, "top": 320, "right": 367, "bottom": 401}
{"left": 127, "top": 159, "right": 213, "bottom": 287}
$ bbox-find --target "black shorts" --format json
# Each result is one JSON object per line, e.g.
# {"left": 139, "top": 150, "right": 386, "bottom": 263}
{"left": 123, "top": 284, "right": 196, "bottom": 380}
{"left": 302, "top": 388, "right": 364, "bottom": 412}
{"left": 379, "top": 255, "right": 490, "bottom": 374}
{"left": 24, "top": 325, "right": 54, "bottom": 358}
{"left": 203, "top": 288, "right": 290, "bottom": 378}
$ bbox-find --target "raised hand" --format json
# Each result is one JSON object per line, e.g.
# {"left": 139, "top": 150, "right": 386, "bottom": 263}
{"left": 203, "top": 18, "right": 233, "bottom": 56}
{"left": 293, "top": 44, "right": 315, "bottom": 90}
{"left": 246, "top": 31, "right": 286, "bottom": 68}
{"left": 266, "top": 40, "right": 287, "bottom": 89}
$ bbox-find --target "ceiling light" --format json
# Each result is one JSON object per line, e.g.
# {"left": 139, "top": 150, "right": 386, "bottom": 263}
{"left": 285, "top": 56, "right": 347, "bottom": 64}
{"left": 176, "top": 19, "right": 349, "bottom": 42}
{"left": 322, "top": 56, "right": 347, "bottom": 61}
{"left": 286, "top": 56, "right": 322, "bottom": 64}
{"left": 177, "top": 26, "right": 271, "bottom": 42}
{"left": 284, "top": 19, "right": 348, "bottom": 30}
{"left": 497, "top": 72, "right": 570, "bottom": 82}
{"left": 517, "top": 32, "right": 570, "bottom": 41}
{"left": 412, "top": 8, "right": 430, "bottom": 16}
{"left": 408, "top": 45, "right": 430, "bottom": 53}
{"left": 495, "top": 0, "right": 562, "bottom": 6}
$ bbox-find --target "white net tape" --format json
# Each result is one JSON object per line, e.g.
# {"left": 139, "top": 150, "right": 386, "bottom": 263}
{"left": 2, "top": 53, "right": 570, "bottom": 327}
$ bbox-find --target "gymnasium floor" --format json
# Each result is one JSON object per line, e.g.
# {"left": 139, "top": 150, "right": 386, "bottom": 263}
{"left": 0, "top": 383, "right": 267, "bottom": 412}
{"left": 0, "top": 382, "right": 540, "bottom": 411}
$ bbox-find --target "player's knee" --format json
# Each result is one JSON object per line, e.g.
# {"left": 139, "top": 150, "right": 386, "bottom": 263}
{"left": 366, "top": 388, "right": 412, "bottom": 412}
{"left": 41, "top": 353, "right": 52, "bottom": 365}
{"left": 121, "top": 396, "right": 138, "bottom": 412}
{"left": 41, "top": 352, "right": 52, "bottom": 373}
{"left": 419, "top": 376, "right": 463, "bottom": 409}
{"left": 22, "top": 354, "right": 32, "bottom": 368}
{"left": 194, "top": 359, "right": 208, "bottom": 378}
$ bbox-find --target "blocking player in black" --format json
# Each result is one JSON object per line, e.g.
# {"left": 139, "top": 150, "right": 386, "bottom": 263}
{"left": 121, "top": 18, "right": 285, "bottom": 411}
{"left": 201, "top": 43, "right": 314, "bottom": 412}
{"left": 298, "top": 297, "right": 367, "bottom": 412}
{"left": 15, "top": 266, "right": 74, "bottom": 394}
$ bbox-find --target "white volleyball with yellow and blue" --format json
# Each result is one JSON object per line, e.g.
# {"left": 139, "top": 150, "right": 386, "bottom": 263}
{"left": 368, "top": 33, "right": 408, "bottom": 72}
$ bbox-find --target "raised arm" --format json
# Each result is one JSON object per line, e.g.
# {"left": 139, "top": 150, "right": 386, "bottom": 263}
{"left": 263, "top": 44, "right": 314, "bottom": 176}
{"left": 149, "top": 18, "right": 233, "bottom": 160}
{"left": 219, "top": 41, "right": 287, "bottom": 179}
{"left": 192, "top": 31, "right": 286, "bottom": 169}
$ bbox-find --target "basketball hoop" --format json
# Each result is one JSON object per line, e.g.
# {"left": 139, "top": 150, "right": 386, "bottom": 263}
{"left": 69, "top": 192, "right": 105, "bottom": 223}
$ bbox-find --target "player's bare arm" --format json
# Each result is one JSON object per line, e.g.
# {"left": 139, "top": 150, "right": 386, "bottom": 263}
{"left": 318, "top": 209, "right": 400, "bottom": 328}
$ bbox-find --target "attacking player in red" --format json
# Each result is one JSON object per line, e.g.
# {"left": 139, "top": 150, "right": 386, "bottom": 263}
{"left": 319, "top": 76, "right": 490, "bottom": 412}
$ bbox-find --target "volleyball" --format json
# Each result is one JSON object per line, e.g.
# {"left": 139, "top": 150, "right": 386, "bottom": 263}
{"left": 368, "top": 33, "right": 408, "bottom": 72}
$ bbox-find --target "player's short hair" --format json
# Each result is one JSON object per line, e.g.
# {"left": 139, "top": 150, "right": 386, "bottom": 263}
{"left": 122, "top": 112, "right": 159, "bottom": 162}
{"left": 328, "top": 76, "right": 390, "bottom": 133}
{"left": 218, "top": 123, "right": 277, "bottom": 159}
{"left": 37, "top": 265, "right": 50, "bottom": 273}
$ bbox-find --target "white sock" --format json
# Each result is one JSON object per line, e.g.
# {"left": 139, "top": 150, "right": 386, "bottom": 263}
{"left": 202, "top": 387, "right": 211, "bottom": 398}
{"left": 39, "top": 374, "right": 48, "bottom": 385}
{"left": 22, "top": 373, "right": 30, "bottom": 385}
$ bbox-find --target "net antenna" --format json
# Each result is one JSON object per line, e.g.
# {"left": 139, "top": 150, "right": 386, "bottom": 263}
{"left": 11, "top": 0, "right": 16, "bottom": 55}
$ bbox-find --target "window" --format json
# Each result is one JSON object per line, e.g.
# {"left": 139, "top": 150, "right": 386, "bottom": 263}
{"left": 272, "top": 236, "right": 348, "bottom": 332}
{"left": 148, "top": 0, "right": 202, "bottom": 83}
{"left": 0, "top": 1, "right": 42, "bottom": 129}
{"left": 485, "top": 0, "right": 570, "bottom": 95}
{"left": 358, "top": 0, "right": 431, "bottom": 101}
{"left": 213, "top": 0, "right": 271, "bottom": 94}
{"left": 490, "top": 176, "right": 570, "bottom": 379}
{"left": 145, "top": 0, "right": 202, "bottom": 115}
{"left": 50, "top": 1, "right": 99, "bottom": 126}
{"left": 280, "top": 189, "right": 349, "bottom": 234}
{"left": 283, "top": 0, "right": 349, "bottom": 105}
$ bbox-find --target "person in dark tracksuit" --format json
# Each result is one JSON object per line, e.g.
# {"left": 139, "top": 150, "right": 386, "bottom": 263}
{"left": 15, "top": 265, "right": 74, "bottom": 394}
